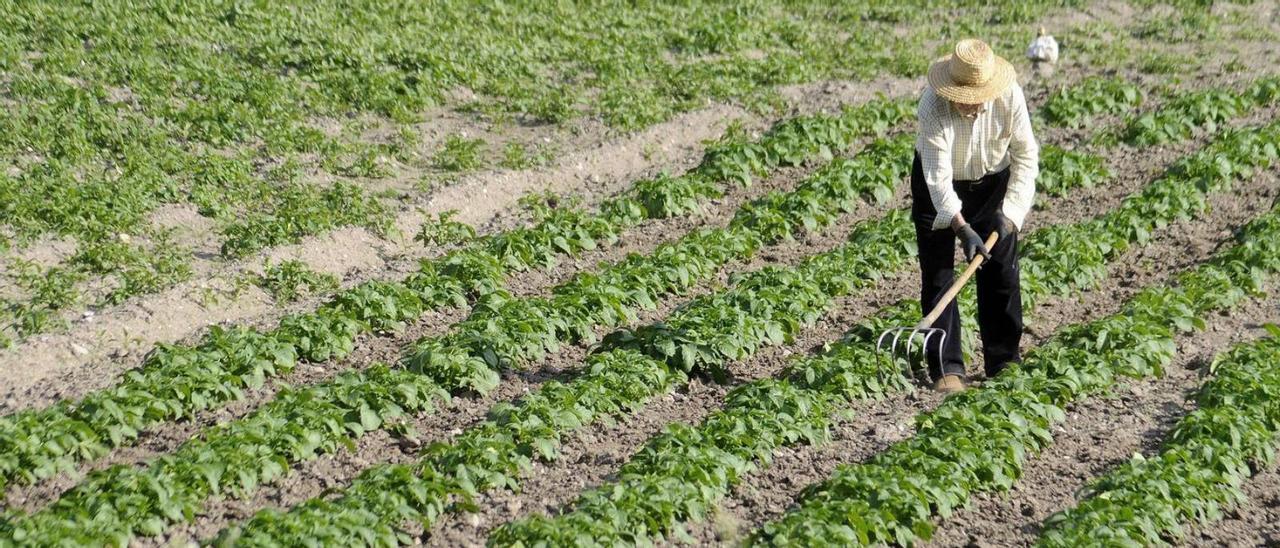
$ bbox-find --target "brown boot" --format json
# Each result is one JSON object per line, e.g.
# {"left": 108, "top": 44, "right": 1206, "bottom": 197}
{"left": 932, "top": 374, "right": 966, "bottom": 394}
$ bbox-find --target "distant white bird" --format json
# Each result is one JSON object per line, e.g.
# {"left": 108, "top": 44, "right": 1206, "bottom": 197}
{"left": 1027, "top": 26, "right": 1059, "bottom": 64}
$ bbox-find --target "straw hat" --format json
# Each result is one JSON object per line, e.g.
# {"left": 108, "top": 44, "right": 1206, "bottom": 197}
{"left": 927, "top": 39, "right": 1017, "bottom": 104}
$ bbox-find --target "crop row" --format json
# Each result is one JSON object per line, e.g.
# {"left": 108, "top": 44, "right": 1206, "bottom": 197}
{"left": 0, "top": 4, "right": 1200, "bottom": 347}
{"left": 0, "top": 0, "right": 1033, "bottom": 345}
{"left": 1037, "top": 330, "right": 1280, "bottom": 546}
{"left": 1041, "top": 76, "right": 1144, "bottom": 129}
{"left": 749, "top": 141, "right": 1280, "bottom": 546}
{"left": 1035, "top": 145, "right": 1110, "bottom": 199}
{"left": 1122, "top": 75, "right": 1280, "bottom": 146}
{"left": 0, "top": 98, "right": 913, "bottom": 492}
{"left": 208, "top": 122, "right": 1121, "bottom": 544}
{"left": 0, "top": 127, "right": 918, "bottom": 543}
{"left": 193, "top": 88, "right": 1272, "bottom": 546}
{"left": 212, "top": 203, "right": 919, "bottom": 547}
{"left": 0, "top": 0, "right": 1151, "bottom": 348}
{"left": 0, "top": 6, "right": 862, "bottom": 340}
{"left": 484, "top": 117, "right": 1280, "bottom": 546}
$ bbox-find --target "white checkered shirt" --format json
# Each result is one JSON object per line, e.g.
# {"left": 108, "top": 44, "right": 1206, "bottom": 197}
{"left": 915, "top": 82, "right": 1039, "bottom": 231}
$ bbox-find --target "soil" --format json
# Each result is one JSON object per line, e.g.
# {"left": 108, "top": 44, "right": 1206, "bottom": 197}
{"left": 426, "top": 94, "right": 1278, "bottom": 546}
{"left": 1, "top": 125, "right": 867, "bottom": 516}
{"left": 0, "top": 102, "right": 736, "bottom": 411}
{"left": 669, "top": 122, "right": 1278, "bottom": 547}
{"left": 0, "top": 75, "right": 919, "bottom": 414}
{"left": 152, "top": 132, "right": 915, "bottom": 546}
{"left": 7, "top": 2, "right": 1280, "bottom": 546}
{"left": 919, "top": 170, "right": 1280, "bottom": 547}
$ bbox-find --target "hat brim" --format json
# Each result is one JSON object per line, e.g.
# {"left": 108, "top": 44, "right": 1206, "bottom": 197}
{"left": 927, "top": 54, "right": 1017, "bottom": 104}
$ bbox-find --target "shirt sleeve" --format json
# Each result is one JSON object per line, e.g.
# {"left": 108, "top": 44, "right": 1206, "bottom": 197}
{"left": 916, "top": 91, "right": 963, "bottom": 231}
{"left": 1002, "top": 83, "right": 1039, "bottom": 230}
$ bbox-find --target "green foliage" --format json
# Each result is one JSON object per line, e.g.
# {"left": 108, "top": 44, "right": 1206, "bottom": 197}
{"left": 1038, "top": 335, "right": 1280, "bottom": 546}
{"left": 499, "top": 142, "right": 553, "bottom": 170}
{"left": 1042, "top": 77, "right": 1143, "bottom": 128}
{"left": 1138, "top": 51, "right": 1197, "bottom": 74}
{"left": 224, "top": 194, "right": 918, "bottom": 547}
{"left": 257, "top": 260, "right": 339, "bottom": 303}
{"left": 752, "top": 202, "right": 1280, "bottom": 546}
{"left": 496, "top": 121, "right": 1280, "bottom": 547}
{"left": 219, "top": 182, "right": 392, "bottom": 258}
{"left": 432, "top": 134, "right": 486, "bottom": 172}
{"left": 0, "top": 100, "right": 911, "bottom": 540}
{"left": 338, "top": 146, "right": 394, "bottom": 179}
{"left": 1036, "top": 146, "right": 1110, "bottom": 200}
{"left": 748, "top": 124, "right": 1280, "bottom": 546}
{"left": 413, "top": 210, "right": 476, "bottom": 247}
{"left": 1124, "top": 76, "right": 1280, "bottom": 146}
{"left": 10, "top": 260, "right": 85, "bottom": 312}
{"left": 1131, "top": 8, "right": 1225, "bottom": 43}
{"left": 0, "top": 0, "right": 1096, "bottom": 335}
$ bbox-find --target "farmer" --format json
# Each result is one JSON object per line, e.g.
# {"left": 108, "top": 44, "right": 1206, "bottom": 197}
{"left": 912, "top": 38, "right": 1039, "bottom": 393}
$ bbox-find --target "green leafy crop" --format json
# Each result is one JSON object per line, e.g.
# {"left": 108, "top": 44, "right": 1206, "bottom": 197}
{"left": 1123, "top": 76, "right": 1280, "bottom": 146}
{"left": 257, "top": 260, "right": 340, "bottom": 303}
{"left": 0, "top": 100, "right": 912, "bottom": 543}
{"left": 432, "top": 134, "right": 487, "bottom": 172}
{"left": 491, "top": 118, "right": 1280, "bottom": 548}
{"left": 1038, "top": 333, "right": 1280, "bottom": 546}
{"left": 413, "top": 210, "right": 476, "bottom": 247}
{"left": 1042, "top": 77, "right": 1143, "bottom": 129}
{"left": 1036, "top": 145, "right": 1110, "bottom": 200}
{"left": 749, "top": 123, "right": 1280, "bottom": 547}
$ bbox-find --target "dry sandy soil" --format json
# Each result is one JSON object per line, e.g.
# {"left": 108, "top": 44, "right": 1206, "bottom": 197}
{"left": 5, "top": 1, "right": 1280, "bottom": 547}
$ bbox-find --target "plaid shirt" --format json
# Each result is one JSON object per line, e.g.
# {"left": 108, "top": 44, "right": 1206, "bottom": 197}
{"left": 915, "top": 82, "right": 1039, "bottom": 230}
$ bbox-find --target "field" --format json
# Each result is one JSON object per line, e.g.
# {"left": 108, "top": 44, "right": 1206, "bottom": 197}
{"left": 2, "top": 0, "right": 1280, "bottom": 546}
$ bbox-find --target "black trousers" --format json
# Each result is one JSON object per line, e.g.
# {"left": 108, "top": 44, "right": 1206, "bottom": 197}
{"left": 910, "top": 152, "right": 1023, "bottom": 379}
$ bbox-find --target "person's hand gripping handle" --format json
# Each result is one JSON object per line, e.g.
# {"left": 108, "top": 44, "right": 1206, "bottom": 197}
{"left": 918, "top": 229, "right": 998, "bottom": 328}
{"left": 956, "top": 223, "right": 993, "bottom": 263}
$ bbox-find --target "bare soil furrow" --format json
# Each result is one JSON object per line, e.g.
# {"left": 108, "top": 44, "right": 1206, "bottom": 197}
{"left": 136, "top": 142, "right": 906, "bottom": 545}
{"left": 1183, "top": 464, "right": 1280, "bottom": 547}
{"left": 2, "top": 75, "right": 919, "bottom": 411}
{"left": 2, "top": 137, "right": 848, "bottom": 514}
{"left": 921, "top": 174, "right": 1280, "bottom": 547}
{"left": 675, "top": 143, "right": 1280, "bottom": 545}
{"left": 428, "top": 204, "right": 923, "bottom": 545}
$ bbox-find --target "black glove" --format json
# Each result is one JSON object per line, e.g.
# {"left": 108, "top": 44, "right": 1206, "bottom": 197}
{"left": 956, "top": 223, "right": 991, "bottom": 263}
{"left": 995, "top": 212, "right": 1018, "bottom": 245}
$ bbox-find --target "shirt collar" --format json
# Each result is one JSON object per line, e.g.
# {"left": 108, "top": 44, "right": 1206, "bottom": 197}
{"left": 953, "top": 101, "right": 990, "bottom": 119}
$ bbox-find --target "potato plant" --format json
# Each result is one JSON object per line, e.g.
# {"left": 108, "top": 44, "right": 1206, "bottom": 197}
{"left": 490, "top": 120, "right": 1280, "bottom": 548}
{"left": 1038, "top": 330, "right": 1280, "bottom": 546}
{"left": 752, "top": 201, "right": 1280, "bottom": 546}
{"left": 0, "top": 101, "right": 911, "bottom": 516}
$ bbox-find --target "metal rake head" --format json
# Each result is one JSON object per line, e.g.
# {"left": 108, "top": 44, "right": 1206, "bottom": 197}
{"left": 876, "top": 326, "right": 947, "bottom": 384}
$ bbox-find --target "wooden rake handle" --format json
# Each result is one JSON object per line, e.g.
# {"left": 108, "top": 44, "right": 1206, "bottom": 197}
{"left": 914, "top": 231, "right": 999, "bottom": 330}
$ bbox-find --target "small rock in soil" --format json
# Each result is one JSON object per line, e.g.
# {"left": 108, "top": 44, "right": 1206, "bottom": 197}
{"left": 70, "top": 343, "right": 89, "bottom": 356}
{"left": 967, "top": 534, "right": 995, "bottom": 548}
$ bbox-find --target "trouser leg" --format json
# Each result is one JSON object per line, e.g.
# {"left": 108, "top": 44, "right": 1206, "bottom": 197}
{"left": 915, "top": 227, "right": 966, "bottom": 378}
{"left": 971, "top": 210, "right": 1024, "bottom": 378}
{"left": 910, "top": 152, "right": 965, "bottom": 378}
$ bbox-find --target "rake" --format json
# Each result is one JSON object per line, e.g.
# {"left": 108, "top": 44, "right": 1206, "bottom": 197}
{"left": 878, "top": 231, "right": 998, "bottom": 383}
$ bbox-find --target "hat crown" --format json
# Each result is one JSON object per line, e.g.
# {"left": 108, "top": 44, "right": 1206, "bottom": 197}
{"left": 949, "top": 39, "right": 995, "bottom": 86}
